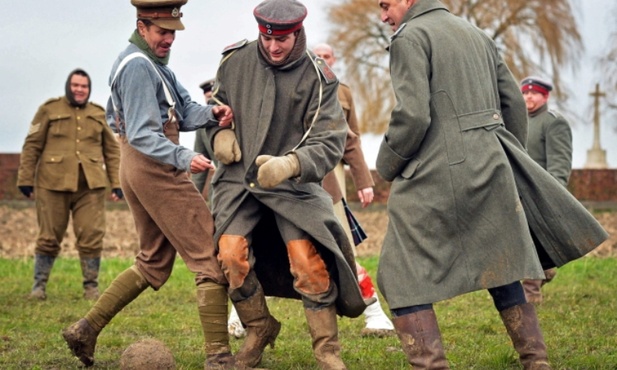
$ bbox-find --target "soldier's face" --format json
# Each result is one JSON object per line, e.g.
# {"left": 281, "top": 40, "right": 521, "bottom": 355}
{"left": 313, "top": 45, "right": 336, "bottom": 68}
{"left": 523, "top": 90, "right": 549, "bottom": 114}
{"left": 138, "top": 21, "right": 176, "bottom": 58}
{"left": 378, "top": 0, "right": 414, "bottom": 32}
{"left": 69, "top": 75, "right": 90, "bottom": 105}
{"left": 260, "top": 33, "right": 297, "bottom": 63}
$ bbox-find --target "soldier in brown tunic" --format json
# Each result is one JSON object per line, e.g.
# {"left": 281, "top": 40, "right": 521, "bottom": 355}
{"left": 61, "top": 1, "right": 242, "bottom": 369}
{"left": 313, "top": 42, "right": 394, "bottom": 337}
{"left": 17, "top": 68, "right": 122, "bottom": 301}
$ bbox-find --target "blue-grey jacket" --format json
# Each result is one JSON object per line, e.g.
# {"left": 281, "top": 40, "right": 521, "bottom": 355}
{"left": 106, "top": 43, "right": 219, "bottom": 172}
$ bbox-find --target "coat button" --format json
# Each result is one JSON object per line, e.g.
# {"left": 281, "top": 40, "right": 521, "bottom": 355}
{"left": 249, "top": 182, "right": 255, "bottom": 188}
{"left": 493, "top": 113, "right": 499, "bottom": 120}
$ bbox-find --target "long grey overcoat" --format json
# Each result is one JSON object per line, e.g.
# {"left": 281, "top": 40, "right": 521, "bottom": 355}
{"left": 375, "top": 0, "right": 607, "bottom": 309}
{"left": 207, "top": 40, "right": 366, "bottom": 318}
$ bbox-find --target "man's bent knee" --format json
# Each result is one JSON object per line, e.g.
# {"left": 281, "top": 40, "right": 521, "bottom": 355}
{"left": 286, "top": 239, "right": 330, "bottom": 295}
{"left": 218, "top": 235, "right": 250, "bottom": 290}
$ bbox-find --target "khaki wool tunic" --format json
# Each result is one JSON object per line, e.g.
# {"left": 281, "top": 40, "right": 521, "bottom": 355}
{"left": 18, "top": 97, "right": 120, "bottom": 191}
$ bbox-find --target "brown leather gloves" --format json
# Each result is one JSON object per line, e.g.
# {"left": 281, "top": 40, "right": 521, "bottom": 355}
{"left": 255, "top": 154, "right": 300, "bottom": 189}
{"left": 213, "top": 129, "right": 241, "bottom": 165}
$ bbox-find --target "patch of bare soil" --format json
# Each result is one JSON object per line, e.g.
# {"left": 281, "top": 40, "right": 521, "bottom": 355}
{"left": 0, "top": 203, "right": 615, "bottom": 259}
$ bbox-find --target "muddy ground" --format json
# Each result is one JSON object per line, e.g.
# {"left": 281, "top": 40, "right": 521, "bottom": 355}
{"left": 1, "top": 202, "right": 615, "bottom": 259}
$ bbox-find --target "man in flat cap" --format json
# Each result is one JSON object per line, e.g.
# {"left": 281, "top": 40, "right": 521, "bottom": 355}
{"left": 520, "top": 76, "right": 573, "bottom": 305}
{"left": 206, "top": 0, "right": 366, "bottom": 368}
{"left": 62, "top": 1, "right": 241, "bottom": 369}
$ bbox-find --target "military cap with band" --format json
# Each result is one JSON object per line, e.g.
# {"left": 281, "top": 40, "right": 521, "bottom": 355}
{"left": 131, "top": 0, "right": 188, "bottom": 31}
{"left": 253, "top": 0, "right": 307, "bottom": 36}
{"left": 199, "top": 79, "right": 215, "bottom": 94}
{"left": 520, "top": 76, "right": 553, "bottom": 96}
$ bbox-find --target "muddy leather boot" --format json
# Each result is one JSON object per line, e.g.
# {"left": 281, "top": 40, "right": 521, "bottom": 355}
{"left": 29, "top": 254, "right": 55, "bottom": 300}
{"left": 80, "top": 257, "right": 100, "bottom": 300}
{"left": 391, "top": 308, "right": 449, "bottom": 370}
{"left": 500, "top": 303, "right": 551, "bottom": 370}
{"left": 233, "top": 285, "right": 281, "bottom": 367}
{"left": 62, "top": 266, "right": 148, "bottom": 367}
{"left": 304, "top": 305, "right": 347, "bottom": 370}
{"left": 522, "top": 279, "right": 543, "bottom": 304}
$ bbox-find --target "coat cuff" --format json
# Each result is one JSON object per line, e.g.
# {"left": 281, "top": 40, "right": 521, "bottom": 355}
{"left": 376, "top": 138, "right": 410, "bottom": 182}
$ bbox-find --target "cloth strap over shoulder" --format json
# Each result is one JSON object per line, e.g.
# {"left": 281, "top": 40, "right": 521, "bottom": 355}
{"left": 110, "top": 52, "right": 175, "bottom": 113}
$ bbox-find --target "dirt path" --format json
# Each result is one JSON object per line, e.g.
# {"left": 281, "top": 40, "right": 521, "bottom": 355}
{"left": 1, "top": 203, "right": 615, "bottom": 259}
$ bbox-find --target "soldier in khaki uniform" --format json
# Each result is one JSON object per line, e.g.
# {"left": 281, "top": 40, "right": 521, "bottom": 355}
{"left": 61, "top": 1, "right": 241, "bottom": 369}
{"left": 520, "top": 76, "right": 572, "bottom": 304}
{"left": 313, "top": 43, "right": 394, "bottom": 337}
{"left": 17, "top": 68, "right": 122, "bottom": 301}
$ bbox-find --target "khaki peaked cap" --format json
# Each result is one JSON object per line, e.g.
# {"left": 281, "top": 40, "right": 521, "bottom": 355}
{"left": 131, "top": 0, "right": 188, "bottom": 30}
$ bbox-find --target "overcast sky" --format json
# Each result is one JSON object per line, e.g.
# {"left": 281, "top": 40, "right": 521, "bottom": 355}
{"left": 1, "top": 0, "right": 614, "bottom": 169}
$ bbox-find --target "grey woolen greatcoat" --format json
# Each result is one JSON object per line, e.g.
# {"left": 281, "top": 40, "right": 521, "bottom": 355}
{"left": 375, "top": 0, "right": 607, "bottom": 309}
{"left": 207, "top": 40, "right": 366, "bottom": 318}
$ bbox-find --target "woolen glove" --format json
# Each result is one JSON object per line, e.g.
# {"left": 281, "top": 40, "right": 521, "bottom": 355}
{"left": 213, "top": 129, "right": 242, "bottom": 165}
{"left": 18, "top": 186, "right": 33, "bottom": 198}
{"left": 256, "top": 154, "right": 300, "bottom": 189}
{"left": 112, "top": 188, "right": 124, "bottom": 199}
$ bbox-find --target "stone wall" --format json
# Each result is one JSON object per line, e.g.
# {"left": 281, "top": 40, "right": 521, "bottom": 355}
{"left": 0, "top": 154, "right": 21, "bottom": 200}
{"left": 0, "top": 153, "right": 615, "bottom": 203}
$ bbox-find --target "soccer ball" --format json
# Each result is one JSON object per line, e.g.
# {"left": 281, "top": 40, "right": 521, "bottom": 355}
{"left": 120, "top": 338, "right": 176, "bottom": 370}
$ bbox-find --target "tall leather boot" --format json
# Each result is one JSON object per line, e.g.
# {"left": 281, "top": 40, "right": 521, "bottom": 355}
{"left": 233, "top": 284, "right": 281, "bottom": 367}
{"left": 29, "top": 254, "right": 55, "bottom": 300}
{"left": 80, "top": 257, "right": 101, "bottom": 300}
{"left": 62, "top": 265, "right": 149, "bottom": 367}
{"left": 522, "top": 279, "right": 543, "bottom": 304}
{"left": 304, "top": 305, "right": 347, "bottom": 370}
{"left": 391, "top": 308, "right": 449, "bottom": 370}
{"left": 500, "top": 303, "right": 551, "bottom": 370}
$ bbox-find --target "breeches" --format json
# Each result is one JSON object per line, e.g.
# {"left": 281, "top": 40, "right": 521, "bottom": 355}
{"left": 218, "top": 195, "right": 336, "bottom": 307}
{"left": 119, "top": 140, "right": 225, "bottom": 290}
{"left": 391, "top": 281, "right": 526, "bottom": 317}
{"left": 35, "top": 166, "right": 105, "bottom": 258}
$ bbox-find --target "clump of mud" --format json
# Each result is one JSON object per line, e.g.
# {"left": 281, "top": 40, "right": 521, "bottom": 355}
{"left": 120, "top": 338, "right": 176, "bottom": 370}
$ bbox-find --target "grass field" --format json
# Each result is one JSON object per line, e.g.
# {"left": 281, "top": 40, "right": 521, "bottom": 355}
{"left": 1, "top": 256, "right": 616, "bottom": 369}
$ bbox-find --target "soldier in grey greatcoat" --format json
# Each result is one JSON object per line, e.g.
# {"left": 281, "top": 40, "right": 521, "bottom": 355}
{"left": 374, "top": 1, "right": 607, "bottom": 369}
{"left": 17, "top": 68, "right": 122, "bottom": 301}
{"left": 206, "top": 1, "right": 366, "bottom": 368}
{"left": 520, "top": 76, "right": 573, "bottom": 305}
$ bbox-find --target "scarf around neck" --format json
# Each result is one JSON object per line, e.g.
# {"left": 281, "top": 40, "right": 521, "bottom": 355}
{"left": 258, "top": 27, "right": 307, "bottom": 68}
{"left": 129, "top": 29, "right": 170, "bottom": 65}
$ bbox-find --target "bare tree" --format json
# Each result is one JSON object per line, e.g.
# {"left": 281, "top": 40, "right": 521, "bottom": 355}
{"left": 326, "top": 0, "right": 583, "bottom": 134}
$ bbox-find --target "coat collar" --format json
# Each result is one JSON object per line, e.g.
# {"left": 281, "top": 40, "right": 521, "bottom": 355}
{"left": 402, "top": 0, "right": 450, "bottom": 25}
{"left": 389, "top": 0, "right": 449, "bottom": 44}
{"left": 528, "top": 103, "right": 548, "bottom": 118}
